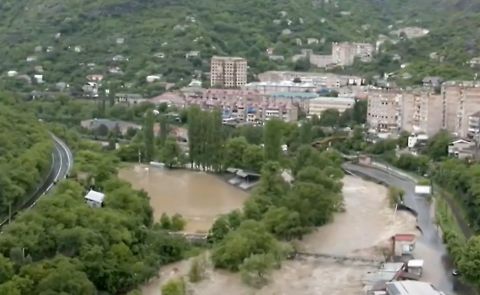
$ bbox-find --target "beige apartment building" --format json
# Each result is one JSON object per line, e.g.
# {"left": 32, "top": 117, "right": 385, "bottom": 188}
{"left": 210, "top": 56, "right": 247, "bottom": 88}
{"left": 400, "top": 91, "right": 443, "bottom": 136}
{"left": 366, "top": 90, "right": 402, "bottom": 133}
{"left": 442, "top": 82, "right": 480, "bottom": 137}
{"left": 367, "top": 82, "right": 480, "bottom": 138}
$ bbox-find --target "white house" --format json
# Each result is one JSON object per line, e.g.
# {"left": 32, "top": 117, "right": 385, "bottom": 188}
{"left": 84, "top": 190, "right": 105, "bottom": 208}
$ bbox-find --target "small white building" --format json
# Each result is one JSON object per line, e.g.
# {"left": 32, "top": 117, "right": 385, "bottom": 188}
{"left": 84, "top": 190, "right": 105, "bottom": 208}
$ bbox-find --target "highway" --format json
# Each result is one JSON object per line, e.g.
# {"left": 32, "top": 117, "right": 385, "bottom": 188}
{"left": 0, "top": 134, "right": 73, "bottom": 226}
{"left": 343, "top": 162, "right": 473, "bottom": 295}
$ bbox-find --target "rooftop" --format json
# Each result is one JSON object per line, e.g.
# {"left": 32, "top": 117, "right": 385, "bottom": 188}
{"left": 393, "top": 234, "right": 416, "bottom": 242}
{"left": 310, "top": 96, "right": 355, "bottom": 104}
{"left": 386, "top": 281, "right": 444, "bottom": 295}
{"left": 84, "top": 190, "right": 105, "bottom": 204}
{"left": 212, "top": 56, "right": 246, "bottom": 61}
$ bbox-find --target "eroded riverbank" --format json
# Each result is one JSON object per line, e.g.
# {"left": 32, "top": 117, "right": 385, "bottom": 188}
{"left": 140, "top": 174, "right": 418, "bottom": 295}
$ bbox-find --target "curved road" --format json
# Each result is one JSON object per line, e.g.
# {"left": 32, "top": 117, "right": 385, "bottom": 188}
{"left": 0, "top": 134, "right": 73, "bottom": 226}
{"left": 343, "top": 162, "right": 472, "bottom": 295}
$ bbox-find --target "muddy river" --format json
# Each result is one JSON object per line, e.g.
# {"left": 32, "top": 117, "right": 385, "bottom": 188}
{"left": 118, "top": 164, "right": 248, "bottom": 232}
{"left": 137, "top": 173, "right": 418, "bottom": 295}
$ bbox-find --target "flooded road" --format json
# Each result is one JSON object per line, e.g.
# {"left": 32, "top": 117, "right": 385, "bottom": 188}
{"left": 141, "top": 175, "right": 417, "bottom": 295}
{"left": 119, "top": 164, "right": 248, "bottom": 232}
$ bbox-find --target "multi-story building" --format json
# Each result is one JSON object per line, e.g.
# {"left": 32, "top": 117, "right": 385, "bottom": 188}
{"left": 257, "top": 71, "right": 365, "bottom": 89}
{"left": 400, "top": 91, "right": 443, "bottom": 136}
{"left": 367, "top": 89, "right": 445, "bottom": 137}
{"left": 442, "top": 82, "right": 480, "bottom": 138}
{"left": 468, "top": 111, "right": 480, "bottom": 138}
{"left": 366, "top": 90, "right": 402, "bottom": 133}
{"left": 244, "top": 81, "right": 317, "bottom": 94}
{"left": 210, "top": 56, "right": 247, "bottom": 88}
{"left": 332, "top": 42, "right": 375, "bottom": 66}
{"left": 308, "top": 96, "right": 355, "bottom": 117}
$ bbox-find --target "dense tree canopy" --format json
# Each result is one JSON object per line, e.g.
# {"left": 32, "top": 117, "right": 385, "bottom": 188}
{"left": 0, "top": 102, "right": 52, "bottom": 218}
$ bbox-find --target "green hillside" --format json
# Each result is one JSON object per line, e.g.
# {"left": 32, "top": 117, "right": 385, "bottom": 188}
{"left": 0, "top": 0, "right": 479, "bottom": 95}
{"left": 0, "top": 97, "right": 52, "bottom": 217}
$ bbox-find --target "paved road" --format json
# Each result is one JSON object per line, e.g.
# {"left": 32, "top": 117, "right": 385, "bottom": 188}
{"left": 0, "top": 134, "right": 73, "bottom": 226}
{"left": 343, "top": 162, "right": 470, "bottom": 295}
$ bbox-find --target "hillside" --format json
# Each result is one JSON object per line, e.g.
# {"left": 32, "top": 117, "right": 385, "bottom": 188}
{"left": 0, "top": 0, "right": 479, "bottom": 95}
{"left": 0, "top": 97, "right": 52, "bottom": 218}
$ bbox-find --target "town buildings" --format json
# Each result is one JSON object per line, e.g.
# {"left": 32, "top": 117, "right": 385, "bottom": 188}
{"left": 257, "top": 71, "right": 365, "bottom": 89}
{"left": 292, "top": 42, "right": 375, "bottom": 68}
{"left": 308, "top": 96, "right": 355, "bottom": 117}
{"left": 210, "top": 56, "right": 248, "bottom": 88}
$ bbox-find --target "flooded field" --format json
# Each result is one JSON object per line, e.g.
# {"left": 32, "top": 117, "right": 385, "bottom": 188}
{"left": 141, "top": 175, "right": 418, "bottom": 295}
{"left": 118, "top": 164, "right": 248, "bottom": 232}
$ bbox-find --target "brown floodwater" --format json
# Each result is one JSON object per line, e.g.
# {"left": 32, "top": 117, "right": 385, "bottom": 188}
{"left": 141, "top": 175, "right": 418, "bottom": 295}
{"left": 118, "top": 164, "right": 248, "bottom": 233}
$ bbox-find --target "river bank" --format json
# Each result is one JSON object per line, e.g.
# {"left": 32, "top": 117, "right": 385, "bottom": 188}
{"left": 140, "top": 174, "right": 417, "bottom": 295}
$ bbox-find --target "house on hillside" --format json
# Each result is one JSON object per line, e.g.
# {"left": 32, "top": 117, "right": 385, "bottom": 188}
{"left": 85, "top": 190, "right": 105, "bottom": 208}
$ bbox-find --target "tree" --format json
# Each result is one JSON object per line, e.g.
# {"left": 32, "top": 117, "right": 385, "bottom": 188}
{"left": 263, "top": 119, "right": 283, "bottom": 162}
{"left": 242, "top": 145, "right": 264, "bottom": 172}
{"left": 240, "top": 254, "right": 276, "bottom": 288}
{"left": 170, "top": 214, "right": 186, "bottom": 231}
{"left": 211, "top": 220, "right": 283, "bottom": 271}
{"left": 318, "top": 109, "right": 340, "bottom": 127}
{"left": 160, "top": 213, "right": 172, "bottom": 230}
{"left": 427, "top": 131, "right": 451, "bottom": 160}
{"left": 160, "top": 138, "right": 181, "bottom": 168}
{"left": 158, "top": 115, "right": 169, "bottom": 146}
{"left": 188, "top": 255, "right": 207, "bottom": 283}
{"left": 0, "top": 255, "right": 14, "bottom": 284}
{"left": 161, "top": 278, "right": 186, "bottom": 295}
{"left": 459, "top": 236, "right": 480, "bottom": 286}
{"left": 262, "top": 207, "right": 303, "bottom": 240}
{"left": 144, "top": 110, "right": 156, "bottom": 162}
{"left": 224, "top": 137, "right": 248, "bottom": 169}
{"left": 352, "top": 99, "right": 367, "bottom": 124}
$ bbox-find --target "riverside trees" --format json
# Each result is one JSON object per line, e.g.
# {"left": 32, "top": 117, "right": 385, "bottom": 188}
{"left": 209, "top": 145, "right": 344, "bottom": 287}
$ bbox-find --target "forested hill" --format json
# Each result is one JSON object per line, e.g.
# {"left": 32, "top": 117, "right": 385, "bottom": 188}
{"left": 0, "top": 0, "right": 479, "bottom": 93}
{"left": 0, "top": 98, "right": 52, "bottom": 218}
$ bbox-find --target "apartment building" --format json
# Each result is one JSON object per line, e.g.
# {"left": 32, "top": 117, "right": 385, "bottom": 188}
{"left": 367, "top": 89, "right": 444, "bottom": 136}
{"left": 442, "top": 82, "right": 480, "bottom": 138}
{"left": 332, "top": 42, "right": 375, "bottom": 66}
{"left": 308, "top": 96, "right": 355, "bottom": 117}
{"left": 400, "top": 91, "right": 443, "bottom": 136}
{"left": 366, "top": 90, "right": 402, "bottom": 133}
{"left": 210, "top": 56, "right": 248, "bottom": 88}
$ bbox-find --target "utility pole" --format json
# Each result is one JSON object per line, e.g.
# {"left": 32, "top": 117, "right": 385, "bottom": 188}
{"left": 138, "top": 149, "right": 142, "bottom": 164}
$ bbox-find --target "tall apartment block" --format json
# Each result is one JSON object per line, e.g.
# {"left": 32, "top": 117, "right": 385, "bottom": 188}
{"left": 367, "top": 89, "right": 443, "bottom": 136}
{"left": 442, "top": 82, "right": 480, "bottom": 138}
{"left": 367, "top": 82, "right": 480, "bottom": 138}
{"left": 366, "top": 90, "right": 402, "bottom": 133}
{"left": 210, "top": 56, "right": 247, "bottom": 88}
